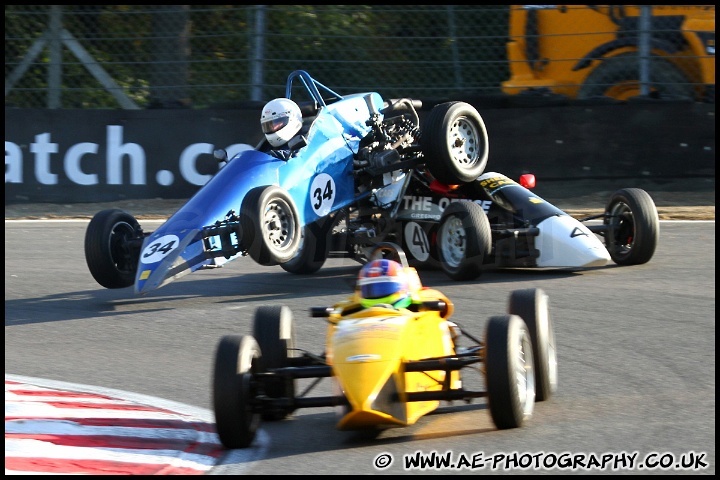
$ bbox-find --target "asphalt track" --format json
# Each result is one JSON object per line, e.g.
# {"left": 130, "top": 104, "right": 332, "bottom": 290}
{"left": 4, "top": 219, "right": 715, "bottom": 475}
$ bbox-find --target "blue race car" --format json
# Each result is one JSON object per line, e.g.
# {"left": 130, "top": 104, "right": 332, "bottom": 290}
{"left": 85, "top": 70, "right": 659, "bottom": 294}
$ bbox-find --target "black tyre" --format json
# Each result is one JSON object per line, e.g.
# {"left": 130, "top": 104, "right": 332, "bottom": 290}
{"left": 508, "top": 288, "right": 557, "bottom": 402}
{"left": 578, "top": 52, "right": 695, "bottom": 101}
{"left": 421, "top": 101, "right": 489, "bottom": 184}
{"left": 436, "top": 201, "right": 492, "bottom": 281}
{"left": 212, "top": 335, "right": 261, "bottom": 449}
{"left": 84, "top": 209, "right": 143, "bottom": 289}
{"left": 604, "top": 188, "right": 659, "bottom": 265}
{"left": 253, "top": 305, "right": 297, "bottom": 420}
{"left": 280, "top": 219, "right": 329, "bottom": 274}
{"left": 241, "top": 185, "right": 301, "bottom": 266}
{"left": 485, "top": 315, "right": 535, "bottom": 430}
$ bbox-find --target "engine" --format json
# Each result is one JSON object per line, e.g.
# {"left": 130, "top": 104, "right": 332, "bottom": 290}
{"left": 354, "top": 98, "right": 423, "bottom": 179}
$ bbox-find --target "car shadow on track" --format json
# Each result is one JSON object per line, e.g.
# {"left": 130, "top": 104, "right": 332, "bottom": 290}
{"left": 243, "top": 404, "right": 497, "bottom": 460}
{"left": 5, "top": 263, "right": 602, "bottom": 327}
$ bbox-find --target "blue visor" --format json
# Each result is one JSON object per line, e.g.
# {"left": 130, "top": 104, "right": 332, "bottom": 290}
{"left": 361, "top": 278, "right": 406, "bottom": 299}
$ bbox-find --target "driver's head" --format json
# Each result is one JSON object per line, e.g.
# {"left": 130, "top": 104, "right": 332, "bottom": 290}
{"left": 260, "top": 98, "right": 303, "bottom": 147}
{"left": 357, "top": 259, "right": 412, "bottom": 309}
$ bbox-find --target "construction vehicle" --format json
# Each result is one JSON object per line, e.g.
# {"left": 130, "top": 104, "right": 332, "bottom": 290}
{"left": 501, "top": 5, "right": 715, "bottom": 102}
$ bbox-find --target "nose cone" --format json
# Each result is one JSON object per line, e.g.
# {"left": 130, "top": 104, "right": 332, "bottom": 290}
{"left": 133, "top": 228, "right": 204, "bottom": 294}
{"left": 535, "top": 215, "right": 610, "bottom": 267}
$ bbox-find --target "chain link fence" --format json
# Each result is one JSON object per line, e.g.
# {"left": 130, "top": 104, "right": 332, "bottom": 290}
{"left": 5, "top": 5, "right": 715, "bottom": 109}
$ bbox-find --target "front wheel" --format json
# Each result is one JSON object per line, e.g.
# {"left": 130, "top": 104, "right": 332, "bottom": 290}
{"left": 485, "top": 314, "right": 535, "bottom": 430}
{"left": 253, "top": 305, "right": 297, "bottom": 420}
{"left": 508, "top": 288, "right": 557, "bottom": 402}
{"left": 436, "top": 201, "right": 491, "bottom": 281}
{"left": 241, "top": 185, "right": 301, "bottom": 266}
{"left": 212, "top": 335, "right": 262, "bottom": 449}
{"left": 604, "top": 188, "right": 659, "bottom": 265}
{"left": 421, "top": 101, "right": 489, "bottom": 184}
{"left": 84, "top": 209, "right": 143, "bottom": 289}
{"left": 280, "top": 218, "right": 330, "bottom": 274}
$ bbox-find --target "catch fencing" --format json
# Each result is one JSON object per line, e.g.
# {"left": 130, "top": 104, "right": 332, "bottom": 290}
{"left": 5, "top": 5, "right": 715, "bottom": 109}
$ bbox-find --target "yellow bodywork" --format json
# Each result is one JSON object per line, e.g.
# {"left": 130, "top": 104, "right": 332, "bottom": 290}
{"left": 502, "top": 5, "right": 715, "bottom": 100}
{"left": 325, "top": 286, "right": 459, "bottom": 430}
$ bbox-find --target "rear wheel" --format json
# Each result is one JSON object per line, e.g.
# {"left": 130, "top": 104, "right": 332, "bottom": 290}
{"left": 485, "top": 315, "right": 535, "bottom": 429}
{"left": 421, "top": 101, "right": 489, "bottom": 184}
{"left": 508, "top": 288, "right": 557, "bottom": 401}
{"left": 604, "top": 188, "right": 659, "bottom": 265}
{"left": 436, "top": 201, "right": 491, "bottom": 280}
{"left": 253, "top": 305, "right": 297, "bottom": 420}
{"left": 212, "top": 335, "right": 262, "bottom": 449}
{"left": 241, "top": 185, "right": 301, "bottom": 266}
{"left": 84, "top": 209, "right": 143, "bottom": 289}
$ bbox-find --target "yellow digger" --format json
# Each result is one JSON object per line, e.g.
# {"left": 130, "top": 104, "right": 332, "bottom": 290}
{"left": 502, "top": 5, "right": 715, "bottom": 102}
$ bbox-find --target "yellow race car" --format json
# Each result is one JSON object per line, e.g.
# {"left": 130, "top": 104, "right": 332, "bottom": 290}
{"left": 212, "top": 243, "right": 557, "bottom": 449}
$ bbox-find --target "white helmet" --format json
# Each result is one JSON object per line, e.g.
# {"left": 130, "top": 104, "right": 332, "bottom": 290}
{"left": 260, "top": 98, "right": 303, "bottom": 148}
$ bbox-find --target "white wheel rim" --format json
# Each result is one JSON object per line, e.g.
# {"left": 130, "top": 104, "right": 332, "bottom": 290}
{"left": 262, "top": 199, "right": 296, "bottom": 252}
{"left": 448, "top": 116, "right": 481, "bottom": 168}
{"left": 517, "top": 330, "right": 536, "bottom": 417}
{"left": 439, "top": 216, "right": 466, "bottom": 268}
{"left": 538, "top": 293, "right": 558, "bottom": 393}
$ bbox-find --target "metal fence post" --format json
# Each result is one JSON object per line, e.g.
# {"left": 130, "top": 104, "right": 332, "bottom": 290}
{"left": 251, "top": 5, "right": 266, "bottom": 102}
{"left": 638, "top": 5, "right": 653, "bottom": 97}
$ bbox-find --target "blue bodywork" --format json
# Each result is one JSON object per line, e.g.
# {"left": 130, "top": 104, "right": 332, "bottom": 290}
{"left": 134, "top": 71, "right": 384, "bottom": 294}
